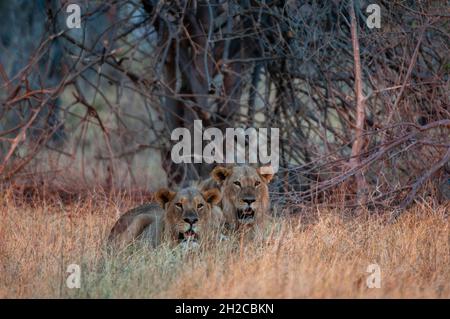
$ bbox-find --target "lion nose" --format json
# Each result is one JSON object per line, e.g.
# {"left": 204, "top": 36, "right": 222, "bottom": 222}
{"left": 243, "top": 198, "right": 255, "bottom": 205}
{"left": 184, "top": 216, "right": 198, "bottom": 225}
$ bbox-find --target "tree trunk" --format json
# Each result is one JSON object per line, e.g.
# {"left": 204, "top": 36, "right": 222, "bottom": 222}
{"left": 349, "top": 1, "right": 367, "bottom": 206}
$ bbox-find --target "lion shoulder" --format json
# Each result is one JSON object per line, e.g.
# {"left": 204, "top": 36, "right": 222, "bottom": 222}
{"left": 108, "top": 203, "right": 164, "bottom": 246}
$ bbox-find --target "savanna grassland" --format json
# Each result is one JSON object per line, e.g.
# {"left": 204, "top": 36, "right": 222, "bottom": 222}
{"left": 0, "top": 187, "right": 449, "bottom": 299}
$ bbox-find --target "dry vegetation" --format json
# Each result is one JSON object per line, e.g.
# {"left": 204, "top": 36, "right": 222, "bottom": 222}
{"left": 1, "top": 188, "right": 448, "bottom": 299}
{"left": 1, "top": 1, "right": 448, "bottom": 300}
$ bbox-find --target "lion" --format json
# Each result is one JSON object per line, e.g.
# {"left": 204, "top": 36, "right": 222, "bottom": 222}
{"left": 210, "top": 164, "right": 274, "bottom": 234}
{"left": 107, "top": 186, "right": 222, "bottom": 250}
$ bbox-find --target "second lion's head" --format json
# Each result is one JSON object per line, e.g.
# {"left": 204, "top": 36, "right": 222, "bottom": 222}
{"left": 211, "top": 164, "right": 274, "bottom": 227}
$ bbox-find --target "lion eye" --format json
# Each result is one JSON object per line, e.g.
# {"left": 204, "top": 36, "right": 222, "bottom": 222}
{"left": 197, "top": 203, "right": 204, "bottom": 209}
{"left": 234, "top": 181, "right": 241, "bottom": 187}
{"left": 255, "top": 181, "right": 261, "bottom": 186}
{"left": 175, "top": 203, "right": 183, "bottom": 209}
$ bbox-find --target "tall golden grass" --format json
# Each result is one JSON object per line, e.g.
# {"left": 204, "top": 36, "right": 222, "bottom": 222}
{"left": 0, "top": 187, "right": 449, "bottom": 298}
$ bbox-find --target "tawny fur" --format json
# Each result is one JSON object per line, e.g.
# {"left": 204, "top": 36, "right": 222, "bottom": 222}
{"left": 108, "top": 203, "right": 164, "bottom": 248}
{"left": 108, "top": 186, "right": 222, "bottom": 249}
{"left": 211, "top": 164, "right": 274, "bottom": 237}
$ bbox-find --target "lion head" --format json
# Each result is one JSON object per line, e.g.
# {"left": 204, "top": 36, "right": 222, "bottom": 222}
{"left": 211, "top": 164, "right": 274, "bottom": 229}
{"left": 156, "top": 186, "right": 222, "bottom": 244}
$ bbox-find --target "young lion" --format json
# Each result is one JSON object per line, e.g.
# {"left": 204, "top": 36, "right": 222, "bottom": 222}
{"left": 107, "top": 186, "right": 222, "bottom": 249}
{"left": 210, "top": 164, "right": 274, "bottom": 234}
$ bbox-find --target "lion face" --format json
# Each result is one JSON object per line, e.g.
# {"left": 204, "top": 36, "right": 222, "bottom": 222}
{"left": 156, "top": 186, "right": 221, "bottom": 243}
{"left": 211, "top": 165, "right": 274, "bottom": 226}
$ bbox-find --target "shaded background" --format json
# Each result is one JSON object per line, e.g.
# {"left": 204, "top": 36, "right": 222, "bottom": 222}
{"left": 0, "top": 0, "right": 448, "bottom": 215}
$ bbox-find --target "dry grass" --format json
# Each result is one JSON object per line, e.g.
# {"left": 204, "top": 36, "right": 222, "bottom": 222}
{"left": 0, "top": 188, "right": 449, "bottom": 298}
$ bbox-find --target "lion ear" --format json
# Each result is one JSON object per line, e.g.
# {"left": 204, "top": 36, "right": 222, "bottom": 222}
{"left": 202, "top": 188, "right": 222, "bottom": 205}
{"left": 257, "top": 165, "right": 274, "bottom": 184}
{"left": 155, "top": 188, "right": 176, "bottom": 208}
{"left": 211, "top": 165, "right": 231, "bottom": 183}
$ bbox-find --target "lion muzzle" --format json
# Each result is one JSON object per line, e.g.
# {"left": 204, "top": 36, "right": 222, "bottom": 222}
{"left": 236, "top": 206, "right": 256, "bottom": 224}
